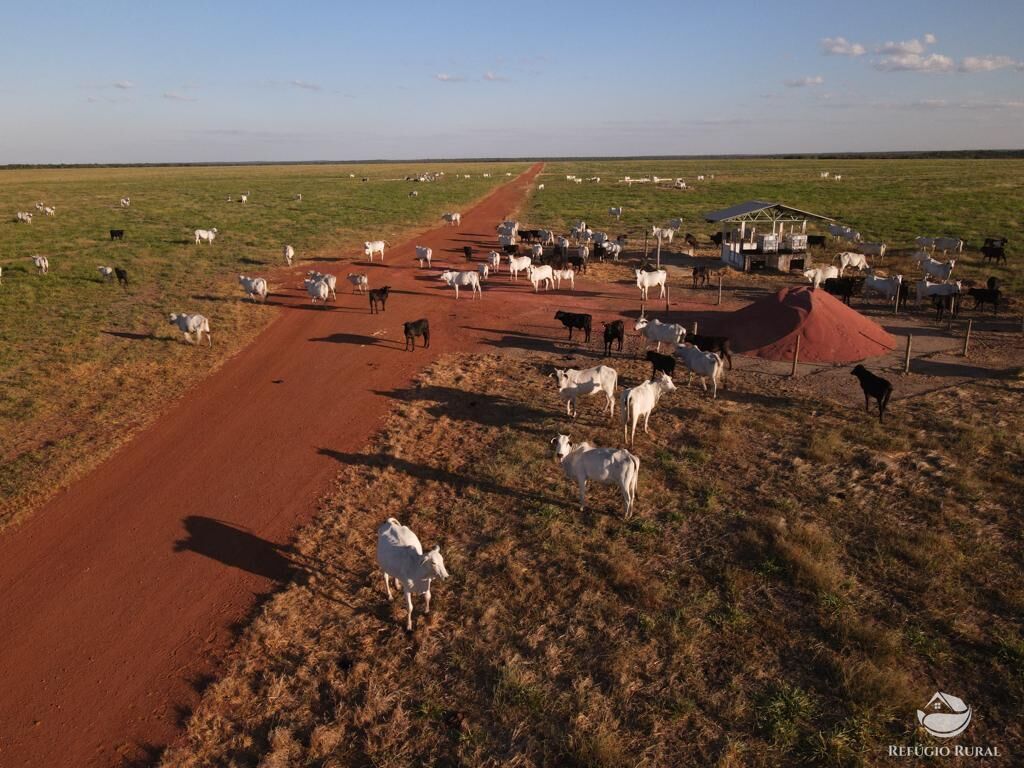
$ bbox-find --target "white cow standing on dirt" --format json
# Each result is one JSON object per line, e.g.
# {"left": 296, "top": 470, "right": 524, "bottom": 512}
{"left": 620, "top": 372, "right": 677, "bottom": 446}
{"left": 552, "top": 365, "right": 618, "bottom": 419}
{"left": 439, "top": 269, "right": 482, "bottom": 299}
{"left": 526, "top": 264, "right": 554, "bottom": 292}
{"left": 507, "top": 254, "right": 532, "bottom": 281}
{"left": 676, "top": 345, "right": 723, "bottom": 399}
{"left": 636, "top": 269, "right": 667, "bottom": 300}
{"left": 283, "top": 245, "right": 295, "bottom": 266}
{"left": 415, "top": 245, "right": 432, "bottom": 268}
{"left": 376, "top": 517, "right": 450, "bottom": 631}
{"left": 168, "top": 313, "right": 212, "bottom": 346}
{"left": 552, "top": 434, "right": 640, "bottom": 518}
{"left": 364, "top": 240, "right": 386, "bottom": 261}
{"left": 804, "top": 265, "right": 839, "bottom": 289}
{"left": 634, "top": 317, "right": 685, "bottom": 352}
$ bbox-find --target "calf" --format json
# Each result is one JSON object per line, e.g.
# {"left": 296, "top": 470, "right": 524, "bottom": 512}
{"left": 110, "top": 229, "right": 124, "bottom": 241}
{"left": 603, "top": 320, "right": 624, "bottom": 356}
{"left": 691, "top": 265, "right": 708, "bottom": 288}
{"left": 369, "top": 286, "right": 390, "bottom": 314}
{"left": 554, "top": 310, "right": 592, "bottom": 342}
{"left": 403, "top": 319, "right": 430, "bottom": 351}
{"left": 115, "top": 267, "right": 129, "bottom": 288}
{"left": 645, "top": 350, "right": 676, "bottom": 378}
{"left": 850, "top": 364, "right": 892, "bottom": 423}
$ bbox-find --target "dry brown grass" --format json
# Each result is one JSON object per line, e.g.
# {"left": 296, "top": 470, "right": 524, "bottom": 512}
{"left": 161, "top": 350, "right": 1024, "bottom": 767}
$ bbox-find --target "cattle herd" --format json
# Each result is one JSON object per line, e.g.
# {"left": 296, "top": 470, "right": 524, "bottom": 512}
{"left": 6, "top": 178, "right": 1015, "bottom": 631}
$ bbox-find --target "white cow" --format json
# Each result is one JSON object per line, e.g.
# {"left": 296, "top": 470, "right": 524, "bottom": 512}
{"left": 933, "top": 237, "right": 964, "bottom": 254}
{"left": 636, "top": 269, "right": 668, "bottom": 300}
{"left": 530, "top": 243, "right": 544, "bottom": 260}
{"left": 306, "top": 271, "right": 337, "bottom": 299}
{"left": 239, "top": 194, "right": 248, "bottom": 204}
{"left": 604, "top": 242, "right": 623, "bottom": 261}
{"left": 863, "top": 273, "right": 903, "bottom": 301}
{"left": 477, "top": 263, "right": 489, "bottom": 281}
{"left": 376, "top": 517, "right": 449, "bottom": 631}
{"left": 552, "top": 434, "right": 639, "bottom": 518}
{"left": 439, "top": 269, "right": 481, "bottom": 299}
{"left": 168, "top": 313, "right": 212, "bottom": 346}
{"left": 538, "top": 183, "right": 545, "bottom": 190}
{"left": 609, "top": 206, "right": 623, "bottom": 220}
{"left": 347, "top": 273, "right": 369, "bottom": 293}
{"left": 552, "top": 366, "right": 618, "bottom": 419}
{"left": 294, "top": 193, "right": 302, "bottom": 201}
{"left": 859, "top": 242, "right": 886, "bottom": 258}
{"left": 507, "top": 254, "right": 532, "bottom": 281}
{"left": 620, "top": 372, "right": 677, "bottom": 446}
{"left": 194, "top": 228, "right": 218, "bottom": 244}
{"left": 120, "top": 197, "right": 130, "bottom": 208}
{"left": 43, "top": 206, "right": 56, "bottom": 217}
{"left": 238, "top": 275, "right": 268, "bottom": 302}
{"left": 488, "top": 250, "right": 501, "bottom": 273}
{"left": 804, "top": 265, "right": 840, "bottom": 289}
{"left": 442, "top": 212, "right": 462, "bottom": 226}
{"left": 498, "top": 233, "right": 517, "bottom": 248}
{"left": 651, "top": 226, "right": 674, "bottom": 243}
{"left": 15, "top": 212, "right": 33, "bottom": 223}
{"left": 921, "top": 257, "right": 955, "bottom": 282}
{"left": 634, "top": 317, "right": 685, "bottom": 351}
{"left": 283, "top": 244, "right": 295, "bottom": 266}
{"left": 304, "top": 278, "right": 330, "bottom": 304}
{"left": 676, "top": 345, "right": 724, "bottom": 399}
{"left": 916, "top": 279, "right": 962, "bottom": 304}
{"left": 97, "top": 266, "right": 114, "bottom": 281}
{"left": 526, "top": 264, "right": 554, "bottom": 292}
{"left": 552, "top": 267, "right": 575, "bottom": 290}
{"left": 415, "top": 245, "right": 432, "bottom": 268}
{"left": 32, "top": 255, "right": 49, "bottom": 274}
{"left": 364, "top": 240, "right": 386, "bottom": 261}
{"left": 836, "top": 251, "right": 869, "bottom": 276}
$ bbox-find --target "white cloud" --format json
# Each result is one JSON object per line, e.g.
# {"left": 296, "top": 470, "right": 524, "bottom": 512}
{"left": 113, "top": 80, "right": 135, "bottom": 90}
{"left": 958, "top": 55, "right": 1023, "bottom": 72}
{"left": 289, "top": 79, "right": 322, "bottom": 92}
{"left": 163, "top": 91, "right": 197, "bottom": 102}
{"left": 876, "top": 38, "right": 926, "bottom": 55}
{"left": 784, "top": 75, "right": 824, "bottom": 88}
{"left": 820, "top": 36, "right": 866, "bottom": 56}
{"left": 924, "top": 33, "right": 937, "bottom": 44}
{"left": 435, "top": 73, "right": 466, "bottom": 82}
{"left": 874, "top": 53, "right": 954, "bottom": 73}
{"left": 482, "top": 71, "right": 508, "bottom": 82}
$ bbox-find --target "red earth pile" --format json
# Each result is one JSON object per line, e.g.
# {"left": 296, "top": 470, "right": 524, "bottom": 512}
{"left": 726, "top": 286, "right": 897, "bottom": 363}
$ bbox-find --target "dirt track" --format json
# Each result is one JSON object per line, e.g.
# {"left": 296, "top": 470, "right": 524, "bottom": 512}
{"left": 0, "top": 164, "right": 659, "bottom": 767}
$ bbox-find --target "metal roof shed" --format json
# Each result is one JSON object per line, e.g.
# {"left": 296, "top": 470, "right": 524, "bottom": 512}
{"left": 704, "top": 201, "right": 833, "bottom": 272}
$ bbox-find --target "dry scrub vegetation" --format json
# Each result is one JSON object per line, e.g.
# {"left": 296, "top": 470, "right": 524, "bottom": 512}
{"left": 162, "top": 350, "right": 1023, "bottom": 767}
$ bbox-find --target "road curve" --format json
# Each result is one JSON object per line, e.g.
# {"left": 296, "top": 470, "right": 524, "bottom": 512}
{"left": 0, "top": 163, "right": 647, "bottom": 767}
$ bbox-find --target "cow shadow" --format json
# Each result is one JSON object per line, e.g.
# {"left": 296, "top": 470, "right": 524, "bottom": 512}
{"left": 309, "top": 332, "right": 404, "bottom": 347}
{"left": 172, "top": 516, "right": 297, "bottom": 582}
{"left": 371, "top": 384, "right": 551, "bottom": 434}
{"left": 102, "top": 330, "right": 173, "bottom": 343}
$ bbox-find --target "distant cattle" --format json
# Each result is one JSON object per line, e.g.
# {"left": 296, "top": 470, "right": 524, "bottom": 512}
{"left": 110, "top": 229, "right": 125, "bottom": 241}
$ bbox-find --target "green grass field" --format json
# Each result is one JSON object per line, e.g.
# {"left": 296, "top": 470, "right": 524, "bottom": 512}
{"left": 523, "top": 158, "right": 1023, "bottom": 294}
{"left": 0, "top": 162, "right": 527, "bottom": 527}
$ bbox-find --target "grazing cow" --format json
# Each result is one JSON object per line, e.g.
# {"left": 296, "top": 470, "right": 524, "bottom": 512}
{"left": 347, "top": 273, "right": 368, "bottom": 293}
{"left": 369, "top": 286, "right": 390, "bottom": 313}
{"left": 115, "top": 267, "right": 129, "bottom": 288}
{"left": 376, "top": 517, "right": 449, "bottom": 631}
{"left": 439, "top": 270, "right": 481, "bottom": 300}
{"left": 283, "top": 245, "right": 295, "bottom": 266}
{"left": 415, "top": 245, "right": 432, "bottom": 268}
{"left": 120, "top": 197, "right": 130, "bottom": 208}
{"left": 603, "top": 320, "right": 624, "bottom": 355}
{"left": 692, "top": 265, "right": 708, "bottom": 288}
{"left": 967, "top": 287, "right": 1000, "bottom": 313}
{"left": 634, "top": 317, "right": 685, "bottom": 352}
{"left": 835, "top": 251, "right": 869, "bottom": 276}
{"left": 526, "top": 264, "right": 554, "bottom": 292}
{"left": 409, "top": 190, "right": 419, "bottom": 197}
{"left": 304, "top": 278, "right": 330, "bottom": 304}
{"left": 552, "top": 434, "right": 639, "bottom": 518}
{"left": 168, "top": 313, "right": 212, "bottom": 346}
{"left": 686, "top": 333, "right": 733, "bottom": 370}
{"left": 98, "top": 266, "right": 114, "bottom": 282}
{"left": 507, "top": 254, "right": 532, "bottom": 281}
{"left": 675, "top": 345, "right": 724, "bottom": 399}
{"left": 850, "top": 365, "right": 892, "bottom": 423}
{"left": 552, "top": 267, "right": 575, "bottom": 290}
{"left": 620, "top": 372, "right": 677, "bottom": 446}
{"left": 804, "top": 265, "right": 840, "bottom": 289}
{"left": 238, "top": 275, "right": 268, "bottom": 302}
{"left": 921, "top": 257, "right": 955, "bottom": 283}
{"left": 194, "top": 228, "right": 218, "bottom": 245}
{"left": 364, "top": 240, "right": 386, "bottom": 261}
{"left": 636, "top": 269, "right": 668, "bottom": 301}
{"left": 552, "top": 366, "right": 619, "bottom": 419}
{"left": 646, "top": 350, "right": 676, "bottom": 378}
{"left": 822, "top": 277, "right": 865, "bottom": 306}
{"left": 554, "top": 310, "right": 592, "bottom": 342}
{"left": 32, "top": 255, "right": 49, "bottom": 274}
{"left": 110, "top": 229, "right": 125, "bottom": 241}
{"left": 403, "top": 319, "right": 430, "bottom": 350}
{"left": 442, "top": 212, "right": 462, "bottom": 226}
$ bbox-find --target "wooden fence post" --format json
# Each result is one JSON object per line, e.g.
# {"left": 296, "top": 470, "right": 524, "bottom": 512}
{"left": 790, "top": 335, "right": 801, "bottom": 378}
{"left": 692, "top": 321, "right": 699, "bottom": 336}
{"left": 717, "top": 273, "right": 723, "bottom": 306}
{"left": 903, "top": 335, "right": 913, "bottom": 374}
{"left": 962, "top": 319, "right": 973, "bottom": 357}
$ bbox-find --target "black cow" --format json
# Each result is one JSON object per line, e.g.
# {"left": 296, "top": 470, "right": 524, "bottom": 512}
{"left": 807, "top": 234, "right": 828, "bottom": 249}
{"left": 554, "top": 310, "right": 591, "bottom": 342}
{"left": 981, "top": 245, "right": 1007, "bottom": 264}
{"left": 403, "top": 319, "right": 430, "bottom": 350}
{"left": 603, "top": 320, "right": 624, "bottom": 355}
{"left": 110, "top": 229, "right": 124, "bottom": 241}
{"left": 692, "top": 265, "right": 708, "bottom": 288}
{"left": 463, "top": 245, "right": 474, "bottom": 261}
{"left": 502, "top": 243, "right": 518, "bottom": 256}
{"left": 932, "top": 293, "right": 959, "bottom": 321}
{"left": 684, "top": 232, "right": 699, "bottom": 250}
{"left": 967, "top": 287, "right": 1001, "bottom": 313}
{"left": 851, "top": 364, "right": 893, "bottom": 423}
{"left": 115, "top": 267, "right": 129, "bottom": 288}
{"left": 645, "top": 350, "right": 676, "bottom": 378}
{"left": 567, "top": 254, "right": 587, "bottom": 273}
{"left": 369, "top": 286, "right": 390, "bottom": 314}
{"left": 822, "top": 277, "right": 865, "bottom": 306}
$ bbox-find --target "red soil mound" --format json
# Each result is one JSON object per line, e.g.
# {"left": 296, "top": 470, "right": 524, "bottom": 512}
{"left": 726, "top": 286, "right": 897, "bottom": 363}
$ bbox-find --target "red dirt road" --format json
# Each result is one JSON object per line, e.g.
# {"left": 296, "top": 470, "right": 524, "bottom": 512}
{"left": 0, "top": 164, "right": 644, "bottom": 767}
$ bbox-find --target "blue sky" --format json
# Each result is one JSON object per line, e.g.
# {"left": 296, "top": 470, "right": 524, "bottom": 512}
{"left": 2, "top": 0, "right": 1023, "bottom": 162}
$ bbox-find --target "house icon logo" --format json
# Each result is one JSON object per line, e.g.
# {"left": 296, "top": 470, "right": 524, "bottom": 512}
{"left": 917, "top": 692, "right": 972, "bottom": 739}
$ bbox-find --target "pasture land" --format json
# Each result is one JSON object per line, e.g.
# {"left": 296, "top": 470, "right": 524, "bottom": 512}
{"left": 524, "top": 159, "right": 1023, "bottom": 296}
{"left": 161, "top": 348, "right": 1024, "bottom": 767}
{"left": 0, "top": 162, "right": 527, "bottom": 527}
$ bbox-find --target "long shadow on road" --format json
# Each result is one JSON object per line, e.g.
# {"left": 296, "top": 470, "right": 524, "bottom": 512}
{"left": 173, "top": 516, "right": 296, "bottom": 582}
